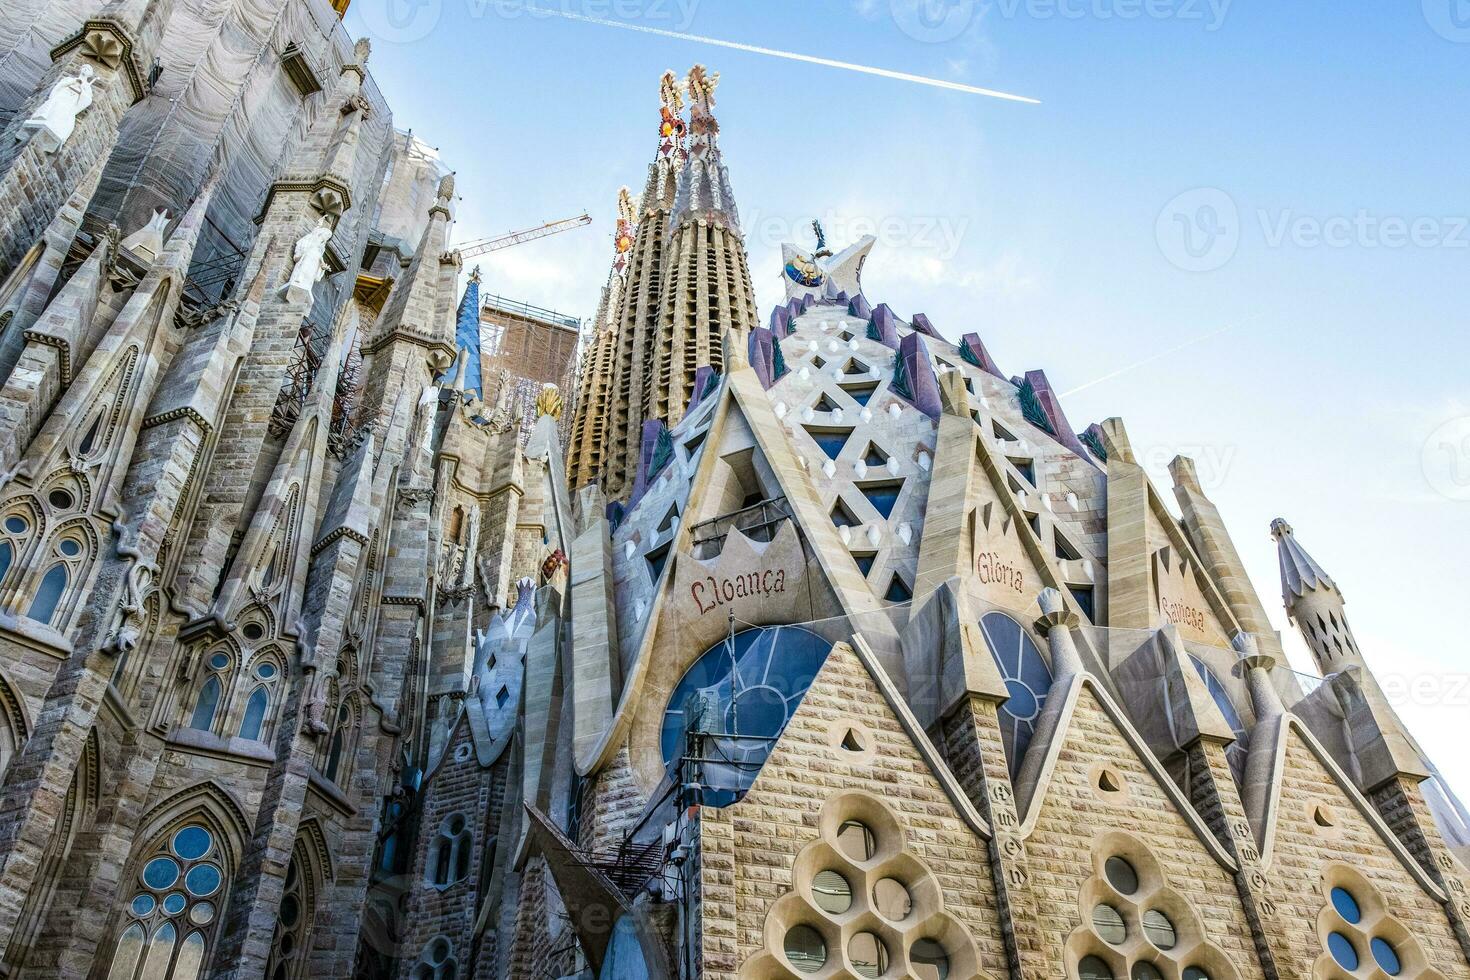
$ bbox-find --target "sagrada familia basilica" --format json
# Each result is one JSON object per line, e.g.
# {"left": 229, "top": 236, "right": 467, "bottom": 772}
{"left": 0, "top": 0, "right": 1466, "bottom": 978}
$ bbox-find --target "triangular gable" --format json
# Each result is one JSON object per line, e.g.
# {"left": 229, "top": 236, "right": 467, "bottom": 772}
{"left": 1016, "top": 673, "right": 1238, "bottom": 871}
{"left": 1149, "top": 529, "right": 1234, "bottom": 648}
{"left": 575, "top": 361, "right": 892, "bottom": 778}
{"left": 1250, "top": 716, "right": 1448, "bottom": 900}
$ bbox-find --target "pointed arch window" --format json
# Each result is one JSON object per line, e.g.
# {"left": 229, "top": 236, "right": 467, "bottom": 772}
{"left": 266, "top": 845, "right": 315, "bottom": 980}
{"left": 106, "top": 823, "right": 225, "bottom": 980}
{"left": 426, "top": 814, "right": 473, "bottom": 889}
{"left": 979, "top": 611, "right": 1053, "bottom": 778}
{"left": 27, "top": 564, "right": 70, "bottom": 625}
{"left": 324, "top": 703, "right": 352, "bottom": 783}
{"left": 237, "top": 658, "right": 281, "bottom": 743}
{"left": 188, "top": 652, "right": 232, "bottom": 733}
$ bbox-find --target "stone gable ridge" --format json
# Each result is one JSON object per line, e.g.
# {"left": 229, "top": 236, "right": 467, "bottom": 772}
{"left": 1014, "top": 672, "right": 1238, "bottom": 871}
{"left": 754, "top": 636, "right": 992, "bottom": 842}
{"left": 1254, "top": 717, "right": 1448, "bottom": 900}
{"left": 421, "top": 701, "right": 497, "bottom": 789}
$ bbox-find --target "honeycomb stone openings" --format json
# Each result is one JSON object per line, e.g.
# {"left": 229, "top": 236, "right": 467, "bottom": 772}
{"left": 1314, "top": 864, "right": 1446, "bottom": 980}
{"left": 741, "top": 790, "right": 989, "bottom": 980}
{"left": 1065, "top": 832, "right": 1243, "bottom": 980}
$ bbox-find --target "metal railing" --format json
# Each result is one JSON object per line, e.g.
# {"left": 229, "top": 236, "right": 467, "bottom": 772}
{"left": 689, "top": 496, "right": 793, "bottom": 559}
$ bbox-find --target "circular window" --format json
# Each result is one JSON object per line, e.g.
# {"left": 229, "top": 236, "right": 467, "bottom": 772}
{"left": 872, "top": 878, "right": 911, "bottom": 921}
{"left": 1328, "top": 932, "right": 1359, "bottom": 971}
{"left": 812, "top": 870, "right": 852, "bottom": 914}
{"left": 256, "top": 663, "right": 277, "bottom": 680}
{"left": 784, "top": 925, "right": 827, "bottom": 974}
{"left": 1131, "top": 963, "right": 1164, "bottom": 980}
{"left": 1371, "top": 937, "right": 1402, "bottom": 976}
{"left": 1182, "top": 968, "right": 1211, "bottom": 980}
{"left": 208, "top": 652, "right": 229, "bottom": 670}
{"left": 190, "top": 901, "right": 216, "bottom": 926}
{"left": 4, "top": 515, "right": 27, "bottom": 534}
{"left": 849, "top": 933, "right": 887, "bottom": 978}
{"left": 130, "top": 893, "right": 156, "bottom": 916}
{"left": 1329, "top": 886, "right": 1361, "bottom": 924}
{"left": 910, "top": 939, "right": 949, "bottom": 980}
{"left": 1142, "top": 909, "right": 1177, "bottom": 950}
{"left": 47, "top": 489, "right": 74, "bottom": 511}
{"left": 1104, "top": 856, "right": 1139, "bottom": 895}
{"left": 836, "top": 820, "right": 876, "bottom": 862}
{"left": 172, "top": 827, "right": 212, "bottom": 861}
{"left": 1092, "top": 904, "right": 1127, "bottom": 945}
{"left": 185, "top": 862, "right": 222, "bottom": 897}
{"left": 659, "top": 626, "right": 832, "bottom": 805}
{"left": 242, "top": 622, "right": 265, "bottom": 641}
{"left": 1078, "top": 956, "right": 1114, "bottom": 980}
{"left": 58, "top": 538, "right": 81, "bottom": 557}
{"left": 162, "top": 892, "right": 187, "bottom": 915}
{"left": 143, "top": 857, "right": 180, "bottom": 890}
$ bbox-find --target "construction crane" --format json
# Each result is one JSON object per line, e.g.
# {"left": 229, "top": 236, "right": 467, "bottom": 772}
{"left": 452, "top": 212, "right": 592, "bottom": 261}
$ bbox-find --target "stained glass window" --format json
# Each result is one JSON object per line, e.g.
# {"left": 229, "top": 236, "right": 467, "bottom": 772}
{"left": 980, "top": 612, "right": 1053, "bottom": 778}
{"left": 660, "top": 626, "right": 831, "bottom": 806}
{"left": 107, "top": 824, "right": 224, "bottom": 980}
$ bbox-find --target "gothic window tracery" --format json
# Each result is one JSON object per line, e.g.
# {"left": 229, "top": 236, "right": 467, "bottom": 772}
{"left": 188, "top": 649, "right": 235, "bottom": 733}
{"left": 0, "top": 505, "right": 39, "bottom": 589}
{"left": 265, "top": 842, "right": 317, "bottom": 980}
{"left": 413, "top": 936, "right": 458, "bottom": 979}
{"left": 978, "top": 611, "right": 1053, "bottom": 778}
{"left": 323, "top": 698, "right": 355, "bottom": 783}
{"left": 105, "top": 823, "right": 228, "bottom": 980}
{"left": 26, "top": 521, "right": 90, "bottom": 625}
{"left": 236, "top": 653, "right": 282, "bottom": 742}
{"left": 426, "top": 813, "right": 473, "bottom": 888}
{"left": 1315, "top": 865, "right": 1443, "bottom": 980}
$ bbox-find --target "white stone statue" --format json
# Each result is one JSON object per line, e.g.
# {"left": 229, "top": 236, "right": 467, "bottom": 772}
{"left": 280, "top": 216, "right": 334, "bottom": 303}
{"left": 19, "top": 65, "right": 96, "bottom": 155}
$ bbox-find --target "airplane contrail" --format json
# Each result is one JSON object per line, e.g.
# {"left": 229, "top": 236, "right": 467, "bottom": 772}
{"left": 520, "top": 7, "right": 1040, "bottom": 104}
{"left": 1060, "top": 315, "right": 1259, "bottom": 398}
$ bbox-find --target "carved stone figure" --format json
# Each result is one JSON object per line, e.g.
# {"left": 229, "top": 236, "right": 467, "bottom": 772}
{"left": 280, "top": 216, "right": 334, "bottom": 303}
{"left": 19, "top": 65, "right": 96, "bottom": 154}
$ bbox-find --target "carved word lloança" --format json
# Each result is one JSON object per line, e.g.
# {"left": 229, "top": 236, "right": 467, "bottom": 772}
{"left": 690, "top": 569, "right": 787, "bottom": 614}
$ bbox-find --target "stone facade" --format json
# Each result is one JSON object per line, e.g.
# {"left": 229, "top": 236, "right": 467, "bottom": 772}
{"left": 0, "top": 19, "right": 1466, "bottom": 980}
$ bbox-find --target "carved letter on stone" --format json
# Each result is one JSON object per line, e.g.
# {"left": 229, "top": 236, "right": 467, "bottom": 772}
{"left": 19, "top": 65, "right": 96, "bottom": 154}
{"left": 280, "top": 216, "right": 333, "bottom": 303}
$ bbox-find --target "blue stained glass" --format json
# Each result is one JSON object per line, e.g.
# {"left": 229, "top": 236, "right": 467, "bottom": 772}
{"left": 172, "top": 826, "right": 212, "bottom": 861}
{"left": 27, "top": 564, "right": 69, "bottom": 624}
{"left": 3, "top": 515, "right": 26, "bottom": 534}
{"left": 190, "top": 676, "right": 220, "bottom": 731}
{"left": 1371, "top": 937, "right": 1401, "bottom": 975}
{"left": 1328, "top": 932, "right": 1359, "bottom": 971}
{"left": 143, "top": 857, "right": 179, "bottom": 890}
{"left": 980, "top": 613, "right": 1052, "bottom": 778}
{"left": 162, "top": 892, "right": 186, "bottom": 914}
{"left": 238, "top": 687, "right": 269, "bottom": 741}
{"left": 130, "top": 893, "right": 156, "bottom": 916}
{"left": 660, "top": 626, "right": 832, "bottom": 806}
{"left": 858, "top": 483, "right": 902, "bottom": 519}
{"left": 1330, "top": 887, "right": 1361, "bottom": 924}
{"left": 185, "top": 862, "right": 222, "bottom": 897}
{"left": 805, "top": 427, "right": 851, "bottom": 460}
{"left": 0, "top": 541, "right": 11, "bottom": 584}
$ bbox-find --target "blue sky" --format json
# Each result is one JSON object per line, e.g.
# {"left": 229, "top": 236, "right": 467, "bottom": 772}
{"left": 347, "top": 0, "right": 1470, "bottom": 801}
